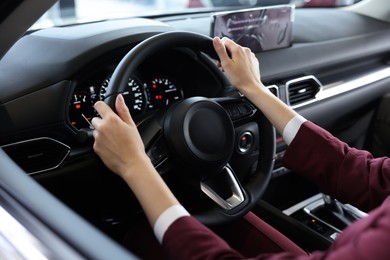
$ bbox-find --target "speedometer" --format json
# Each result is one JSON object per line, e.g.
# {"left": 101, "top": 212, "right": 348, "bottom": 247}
{"left": 100, "top": 75, "right": 146, "bottom": 115}
{"left": 147, "top": 76, "right": 183, "bottom": 109}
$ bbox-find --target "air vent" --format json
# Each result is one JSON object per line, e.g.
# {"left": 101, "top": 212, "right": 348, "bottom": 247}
{"left": 267, "top": 85, "right": 279, "bottom": 97}
{"left": 2, "top": 137, "right": 70, "bottom": 175}
{"left": 286, "top": 76, "right": 322, "bottom": 106}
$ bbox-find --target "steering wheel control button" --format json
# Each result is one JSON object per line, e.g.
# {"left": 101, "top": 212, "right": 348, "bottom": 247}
{"left": 145, "top": 136, "right": 169, "bottom": 166}
{"left": 224, "top": 101, "right": 255, "bottom": 121}
{"left": 238, "top": 131, "right": 254, "bottom": 153}
{"left": 238, "top": 103, "right": 253, "bottom": 116}
{"left": 229, "top": 106, "right": 240, "bottom": 118}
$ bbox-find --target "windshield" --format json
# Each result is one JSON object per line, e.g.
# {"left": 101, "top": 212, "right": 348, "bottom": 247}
{"left": 32, "top": 0, "right": 360, "bottom": 30}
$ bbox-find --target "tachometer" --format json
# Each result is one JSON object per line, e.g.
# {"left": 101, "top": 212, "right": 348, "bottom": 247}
{"left": 100, "top": 75, "right": 146, "bottom": 115}
{"left": 147, "top": 76, "right": 183, "bottom": 109}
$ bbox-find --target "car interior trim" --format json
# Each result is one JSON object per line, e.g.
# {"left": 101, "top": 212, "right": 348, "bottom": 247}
{"left": 289, "top": 66, "right": 390, "bottom": 109}
{"left": 266, "top": 85, "right": 280, "bottom": 98}
{"left": 200, "top": 166, "right": 245, "bottom": 210}
{"left": 282, "top": 192, "right": 368, "bottom": 239}
{"left": 1, "top": 137, "right": 71, "bottom": 175}
{"left": 316, "top": 66, "right": 390, "bottom": 101}
{"left": 303, "top": 198, "right": 343, "bottom": 234}
{"left": 339, "top": 204, "right": 368, "bottom": 219}
{"left": 282, "top": 193, "right": 323, "bottom": 216}
{"left": 0, "top": 205, "right": 50, "bottom": 259}
{"left": 0, "top": 186, "right": 86, "bottom": 260}
{"left": 0, "top": 148, "right": 137, "bottom": 259}
{"left": 304, "top": 198, "right": 368, "bottom": 222}
{"left": 286, "top": 75, "right": 322, "bottom": 107}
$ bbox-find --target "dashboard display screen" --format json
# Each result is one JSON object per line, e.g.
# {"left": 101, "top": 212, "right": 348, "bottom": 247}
{"left": 210, "top": 5, "right": 294, "bottom": 52}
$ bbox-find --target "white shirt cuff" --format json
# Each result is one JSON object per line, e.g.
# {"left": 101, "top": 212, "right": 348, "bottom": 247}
{"left": 153, "top": 204, "right": 190, "bottom": 244}
{"left": 283, "top": 115, "right": 307, "bottom": 145}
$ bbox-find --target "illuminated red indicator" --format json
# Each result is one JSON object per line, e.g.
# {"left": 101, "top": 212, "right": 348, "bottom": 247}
{"left": 155, "top": 95, "right": 162, "bottom": 100}
{"left": 241, "top": 136, "right": 247, "bottom": 141}
{"left": 76, "top": 104, "right": 81, "bottom": 109}
{"left": 152, "top": 84, "right": 157, "bottom": 89}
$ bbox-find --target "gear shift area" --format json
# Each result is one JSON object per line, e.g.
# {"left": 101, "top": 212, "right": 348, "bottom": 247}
{"left": 306, "top": 194, "right": 367, "bottom": 230}
{"left": 283, "top": 193, "right": 368, "bottom": 242}
{"left": 320, "top": 195, "right": 361, "bottom": 227}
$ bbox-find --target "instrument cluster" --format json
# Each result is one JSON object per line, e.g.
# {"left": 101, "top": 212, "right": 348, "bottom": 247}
{"left": 69, "top": 72, "right": 183, "bottom": 130}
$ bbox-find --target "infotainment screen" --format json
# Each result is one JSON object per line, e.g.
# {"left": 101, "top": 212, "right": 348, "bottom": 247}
{"left": 210, "top": 5, "right": 294, "bottom": 52}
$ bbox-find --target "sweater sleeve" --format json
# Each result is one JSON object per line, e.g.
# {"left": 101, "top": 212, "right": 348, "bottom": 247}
{"left": 162, "top": 216, "right": 245, "bottom": 260}
{"left": 283, "top": 121, "right": 390, "bottom": 211}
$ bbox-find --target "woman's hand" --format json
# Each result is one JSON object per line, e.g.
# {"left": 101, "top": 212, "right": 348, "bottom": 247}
{"left": 91, "top": 94, "right": 151, "bottom": 179}
{"left": 91, "top": 94, "right": 180, "bottom": 226}
{"left": 213, "top": 36, "right": 297, "bottom": 135}
{"left": 212, "top": 36, "right": 263, "bottom": 96}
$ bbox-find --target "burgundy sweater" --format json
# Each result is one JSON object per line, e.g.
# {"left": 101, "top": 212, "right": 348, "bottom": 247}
{"left": 162, "top": 121, "right": 390, "bottom": 259}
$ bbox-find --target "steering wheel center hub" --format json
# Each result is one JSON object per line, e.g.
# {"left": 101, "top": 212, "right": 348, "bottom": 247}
{"left": 164, "top": 97, "right": 234, "bottom": 177}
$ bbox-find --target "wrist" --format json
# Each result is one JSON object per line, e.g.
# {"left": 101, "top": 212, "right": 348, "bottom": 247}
{"left": 120, "top": 153, "right": 154, "bottom": 182}
{"left": 238, "top": 81, "right": 268, "bottom": 99}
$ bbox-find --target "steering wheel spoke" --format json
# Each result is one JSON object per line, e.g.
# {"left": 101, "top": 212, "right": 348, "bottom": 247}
{"left": 212, "top": 97, "right": 257, "bottom": 123}
{"left": 135, "top": 111, "right": 173, "bottom": 175}
{"left": 145, "top": 133, "right": 172, "bottom": 175}
{"left": 201, "top": 166, "right": 245, "bottom": 210}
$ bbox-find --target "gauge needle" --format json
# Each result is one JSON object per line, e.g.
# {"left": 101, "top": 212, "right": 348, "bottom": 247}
{"left": 81, "top": 113, "right": 95, "bottom": 130}
{"left": 165, "top": 86, "right": 177, "bottom": 93}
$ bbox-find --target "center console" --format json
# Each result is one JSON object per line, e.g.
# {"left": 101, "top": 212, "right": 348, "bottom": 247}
{"left": 282, "top": 193, "right": 367, "bottom": 242}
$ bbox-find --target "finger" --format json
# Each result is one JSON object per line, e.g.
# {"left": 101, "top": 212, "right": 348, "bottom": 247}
{"left": 220, "top": 37, "right": 238, "bottom": 54}
{"left": 220, "top": 37, "right": 236, "bottom": 47}
{"left": 115, "top": 94, "right": 133, "bottom": 125}
{"left": 92, "top": 127, "right": 99, "bottom": 140}
{"left": 91, "top": 116, "right": 103, "bottom": 129}
{"left": 94, "top": 100, "right": 113, "bottom": 119}
{"left": 212, "top": 37, "right": 231, "bottom": 62}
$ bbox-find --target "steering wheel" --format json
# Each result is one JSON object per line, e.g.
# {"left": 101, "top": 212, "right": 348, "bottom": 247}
{"left": 104, "top": 31, "right": 275, "bottom": 225}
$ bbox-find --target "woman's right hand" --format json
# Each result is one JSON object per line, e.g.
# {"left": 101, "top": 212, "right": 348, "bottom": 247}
{"left": 213, "top": 36, "right": 298, "bottom": 135}
{"left": 212, "top": 37, "right": 264, "bottom": 96}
